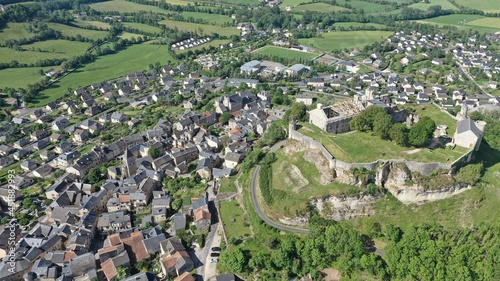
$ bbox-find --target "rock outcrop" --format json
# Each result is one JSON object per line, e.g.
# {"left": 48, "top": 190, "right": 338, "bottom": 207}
{"left": 312, "top": 194, "right": 379, "bottom": 221}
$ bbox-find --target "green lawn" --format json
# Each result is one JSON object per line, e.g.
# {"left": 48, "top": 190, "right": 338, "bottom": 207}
{"left": 0, "top": 22, "right": 36, "bottom": 43}
{"left": 34, "top": 43, "right": 175, "bottom": 106}
{"left": 298, "top": 121, "right": 467, "bottom": 164}
{"left": 177, "top": 39, "right": 230, "bottom": 53}
{"left": 0, "top": 47, "right": 70, "bottom": 64}
{"left": 417, "top": 15, "right": 500, "bottom": 33}
{"left": 73, "top": 19, "right": 111, "bottom": 30}
{"left": 292, "top": 2, "right": 349, "bottom": 12}
{"left": 454, "top": 0, "right": 500, "bottom": 13}
{"left": 219, "top": 177, "right": 237, "bottom": 193}
{"left": 219, "top": 199, "right": 253, "bottom": 240}
{"left": 405, "top": 104, "right": 457, "bottom": 134}
{"left": 409, "top": 0, "right": 457, "bottom": 10}
{"left": 298, "top": 31, "right": 394, "bottom": 51}
{"left": 122, "top": 22, "right": 163, "bottom": 34}
{"left": 0, "top": 66, "right": 60, "bottom": 89}
{"left": 158, "top": 19, "right": 239, "bottom": 36}
{"left": 47, "top": 23, "right": 109, "bottom": 40}
{"left": 180, "top": 11, "right": 233, "bottom": 25}
{"left": 22, "top": 40, "right": 91, "bottom": 55}
{"left": 253, "top": 45, "right": 317, "bottom": 60}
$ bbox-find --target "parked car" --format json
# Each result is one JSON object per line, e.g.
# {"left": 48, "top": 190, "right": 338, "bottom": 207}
{"left": 210, "top": 258, "right": 219, "bottom": 263}
{"left": 210, "top": 252, "right": 220, "bottom": 257}
{"left": 211, "top": 247, "right": 221, "bottom": 252}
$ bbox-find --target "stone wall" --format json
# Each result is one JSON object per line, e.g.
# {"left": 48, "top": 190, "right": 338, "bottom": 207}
{"left": 288, "top": 124, "right": 472, "bottom": 176}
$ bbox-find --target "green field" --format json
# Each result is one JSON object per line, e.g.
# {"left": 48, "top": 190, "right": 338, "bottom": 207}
{"left": 279, "top": 0, "right": 311, "bottom": 7}
{"left": 298, "top": 121, "right": 468, "bottom": 164}
{"left": 253, "top": 45, "right": 317, "bottom": 60}
{"left": 298, "top": 31, "right": 394, "bottom": 51}
{"left": 180, "top": 11, "right": 233, "bottom": 25}
{"left": 47, "top": 23, "right": 109, "bottom": 40}
{"left": 73, "top": 19, "right": 111, "bottom": 30}
{"left": 292, "top": 2, "right": 349, "bottom": 12}
{"left": 454, "top": 0, "right": 500, "bottom": 13}
{"left": 0, "top": 66, "right": 61, "bottom": 89}
{"left": 409, "top": 0, "right": 457, "bottom": 10}
{"left": 35, "top": 43, "right": 175, "bottom": 106}
{"left": 406, "top": 104, "right": 457, "bottom": 134}
{"left": 0, "top": 47, "right": 70, "bottom": 64}
{"left": 119, "top": 32, "right": 143, "bottom": 40}
{"left": 334, "top": 0, "right": 391, "bottom": 13}
{"left": 158, "top": 19, "right": 239, "bottom": 36}
{"left": 22, "top": 40, "right": 91, "bottom": 55}
{"left": 122, "top": 22, "right": 163, "bottom": 34}
{"left": 177, "top": 39, "right": 230, "bottom": 53}
{"left": 0, "top": 23, "right": 36, "bottom": 43}
{"left": 90, "top": 0, "right": 182, "bottom": 12}
{"left": 334, "top": 21, "right": 388, "bottom": 29}
{"left": 268, "top": 148, "right": 356, "bottom": 217}
{"left": 418, "top": 15, "right": 500, "bottom": 33}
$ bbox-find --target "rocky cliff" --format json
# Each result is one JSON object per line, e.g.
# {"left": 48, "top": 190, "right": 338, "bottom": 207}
{"left": 312, "top": 194, "right": 379, "bottom": 221}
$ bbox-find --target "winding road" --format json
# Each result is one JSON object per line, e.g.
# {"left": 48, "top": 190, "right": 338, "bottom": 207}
{"left": 250, "top": 140, "right": 310, "bottom": 234}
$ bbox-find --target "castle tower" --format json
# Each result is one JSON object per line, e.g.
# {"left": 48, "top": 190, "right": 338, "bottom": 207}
{"left": 123, "top": 148, "right": 137, "bottom": 178}
{"left": 288, "top": 120, "right": 297, "bottom": 139}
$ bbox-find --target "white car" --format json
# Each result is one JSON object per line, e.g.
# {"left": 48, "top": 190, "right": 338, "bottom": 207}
{"left": 210, "top": 258, "right": 219, "bottom": 263}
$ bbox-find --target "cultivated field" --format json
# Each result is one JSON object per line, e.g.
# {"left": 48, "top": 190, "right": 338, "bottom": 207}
{"left": 158, "top": 19, "right": 239, "bottom": 36}
{"left": 409, "top": 0, "right": 457, "bottom": 10}
{"left": 73, "top": 19, "right": 111, "bottom": 30}
{"left": 180, "top": 11, "right": 233, "bottom": 25}
{"left": 22, "top": 40, "right": 91, "bottom": 55}
{"left": 454, "top": 0, "right": 500, "bottom": 13}
{"left": 298, "top": 31, "right": 394, "bottom": 51}
{"left": 298, "top": 120, "right": 468, "bottom": 164}
{"left": 419, "top": 15, "right": 500, "bottom": 34}
{"left": 0, "top": 23, "right": 36, "bottom": 43}
{"left": 0, "top": 66, "right": 60, "bottom": 89}
{"left": 122, "top": 22, "right": 163, "bottom": 34}
{"left": 253, "top": 45, "right": 317, "bottom": 60}
{"left": 47, "top": 23, "right": 109, "bottom": 40}
{"left": 35, "top": 44, "right": 175, "bottom": 106}
{"left": 292, "top": 3, "right": 349, "bottom": 13}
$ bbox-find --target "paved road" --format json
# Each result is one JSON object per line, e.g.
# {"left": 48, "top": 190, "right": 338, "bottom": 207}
{"left": 250, "top": 140, "right": 310, "bottom": 234}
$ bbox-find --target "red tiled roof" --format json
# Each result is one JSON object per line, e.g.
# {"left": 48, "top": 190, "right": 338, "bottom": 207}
{"left": 108, "top": 233, "right": 121, "bottom": 246}
{"left": 174, "top": 272, "right": 195, "bottom": 281}
{"left": 193, "top": 207, "right": 211, "bottom": 223}
{"left": 122, "top": 231, "right": 149, "bottom": 263}
{"left": 101, "top": 258, "right": 117, "bottom": 281}
{"left": 119, "top": 194, "right": 130, "bottom": 203}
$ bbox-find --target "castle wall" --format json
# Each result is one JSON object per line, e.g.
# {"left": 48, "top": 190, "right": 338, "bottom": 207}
{"left": 288, "top": 124, "right": 473, "bottom": 176}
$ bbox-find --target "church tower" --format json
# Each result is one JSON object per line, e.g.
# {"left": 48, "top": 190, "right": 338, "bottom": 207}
{"left": 123, "top": 148, "right": 137, "bottom": 178}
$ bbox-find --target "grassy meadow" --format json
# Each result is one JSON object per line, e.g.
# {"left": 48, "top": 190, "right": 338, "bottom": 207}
{"left": 292, "top": 3, "right": 349, "bottom": 13}
{"left": 0, "top": 66, "right": 61, "bottom": 89}
{"left": 35, "top": 44, "right": 175, "bottom": 106}
{"left": 158, "top": 19, "right": 239, "bottom": 36}
{"left": 0, "top": 47, "right": 69, "bottom": 64}
{"left": 418, "top": 15, "right": 500, "bottom": 33}
{"left": 454, "top": 0, "right": 500, "bottom": 13}
{"left": 73, "top": 19, "right": 111, "bottom": 30}
{"left": 47, "top": 23, "right": 109, "bottom": 40}
{"left": 180, "top": 11, "right": 233, "bottom": 25}
{"left": 219, "top": 199, "right": 253, "bottom": 240}
{"left": 409, "top": 0, "right": 457, "bottom": 10}
{"left": 253, "top": 45, "right": 318, "bottom": 60}
{"left": 122, "top": 22, "right": 163, "bottom": 34}
{"left": 298, "top": 31, "right": 394, "bottom": 51}
{"left": 0, "top": 23, "right": 36, "bottom": 43}
{"left": 334, "top": 22, "right": 388, "bottom": 29}
{"left": 298, "top": 121, "right": 467, "bottom": 164}
{"left": 90, "top": 0, "right": 178, "bottom": 13}
{"left": 22, "top": 40, "right": 91, "bottom": 55}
